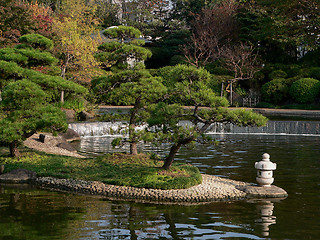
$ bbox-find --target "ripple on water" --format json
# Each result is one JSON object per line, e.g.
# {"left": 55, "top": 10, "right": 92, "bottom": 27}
{"left": 201, "top": 222, "right": 242, "bottom": 229}
{"left": 214, "top": 165, "right": 240, "bottom": 169}
{"left": 234, "top": 150, "right": 247, "bottom": 153}
{"left": 190, "top": 156, "right": 214, "bottom": 160}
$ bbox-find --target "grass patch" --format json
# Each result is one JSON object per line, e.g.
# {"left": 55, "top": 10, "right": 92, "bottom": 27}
{"left": 1, "top": 149, "right": 202, "bottom": 190}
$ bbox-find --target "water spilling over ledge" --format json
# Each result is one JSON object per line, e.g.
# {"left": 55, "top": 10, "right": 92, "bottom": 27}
{"left": 206, "top": 120, "right": 320, "bottom": 136}
{"left": 69, "top": 120, "right": 320, "bottom": 137}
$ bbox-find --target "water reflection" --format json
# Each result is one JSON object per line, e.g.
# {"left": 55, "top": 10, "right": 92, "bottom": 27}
{"left": 256, "top": 201, "right": 276, "bottom": 237}
{"left": 250, "top": 199, "right": 278, "bottom": 237}
{"left": 0, "top": 184, "right": 87, "bottom": 240}
{"left": 69, "top": 134, "right": 320, "bottom": 239}
{"left": 74, "top": 200, "right": 266, "bottom": 240}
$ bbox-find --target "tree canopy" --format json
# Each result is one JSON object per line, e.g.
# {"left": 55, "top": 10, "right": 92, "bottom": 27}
{"left": 0, "top": 80, "right": 68, "bottom": 157}
{"left": 0, "top": 34, "right": 88, "bottom": 101}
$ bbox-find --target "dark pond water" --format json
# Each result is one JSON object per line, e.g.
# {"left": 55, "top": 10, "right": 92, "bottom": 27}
{"left": 1, "top": 134, "right": 320, "bottom": 239}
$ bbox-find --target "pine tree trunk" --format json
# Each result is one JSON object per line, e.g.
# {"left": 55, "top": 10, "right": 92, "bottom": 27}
{"left": 129, "top": 99, "right": 140, "bottom": 155}
{"left": 162, "top": 143, "right": 182, "bottom": 170}
{"left": 9, "top": 141, "right": 21, "bottom": 158}
{"left": 162, "top": 135, "right": 196, "bottom": 169}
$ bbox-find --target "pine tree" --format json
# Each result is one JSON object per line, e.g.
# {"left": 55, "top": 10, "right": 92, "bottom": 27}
{"left": 0, "top": 33, "right": 88, "bottom": 101}
{"left": 93, "top": 26, "right": 164, "bottom": 155}
{"left": 0, "top": 80, "right": 67, "bottom": 157}
{"left": 148, "top": 65, "right": 267, "bottom": 169}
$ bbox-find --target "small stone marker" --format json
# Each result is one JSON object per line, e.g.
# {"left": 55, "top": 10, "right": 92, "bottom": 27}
{"left": 39, "top": 134, "right": 46, "bottom": 143}
{"left": 255, "top": 153, "right": 276, "bottom": 187}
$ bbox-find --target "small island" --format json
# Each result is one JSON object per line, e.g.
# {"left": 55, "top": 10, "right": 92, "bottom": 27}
{"left": 0, "top": 132, "right": 287, "bottom": 204}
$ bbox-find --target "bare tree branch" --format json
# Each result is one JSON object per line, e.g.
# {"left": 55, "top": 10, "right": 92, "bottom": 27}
{"left": 184, "top": 0, "right": 239, "bottom": 67}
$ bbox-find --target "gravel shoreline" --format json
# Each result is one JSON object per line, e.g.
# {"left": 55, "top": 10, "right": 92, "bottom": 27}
{"left": 36, "top": 174, "right": 250, "bottom": 204}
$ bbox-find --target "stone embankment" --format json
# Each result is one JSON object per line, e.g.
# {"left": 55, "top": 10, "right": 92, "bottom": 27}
{"left": 35, "top": 174, "right": 287, "bottom": 204}
{"left": 98, "top": 105, "right": 320, "bottom": 120}
{"left": 251, "top": 108, "right": 320, "bottom": 120}
{"left": 36, "top": 175, "right": 248, "bottom": 203}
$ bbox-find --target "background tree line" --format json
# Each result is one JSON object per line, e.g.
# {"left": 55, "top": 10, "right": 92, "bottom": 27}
{"left": 1, "top": 0, "right": 319, "bottom": 163}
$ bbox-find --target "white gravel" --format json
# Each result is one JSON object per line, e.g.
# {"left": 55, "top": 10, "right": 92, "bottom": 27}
{"left": 24, "top": 133, "right": 85, "bottom": 158}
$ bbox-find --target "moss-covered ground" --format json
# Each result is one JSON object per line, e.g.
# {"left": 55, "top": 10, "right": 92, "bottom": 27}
{"left": 0, "top": 147, "right": 202, "bottom": 190}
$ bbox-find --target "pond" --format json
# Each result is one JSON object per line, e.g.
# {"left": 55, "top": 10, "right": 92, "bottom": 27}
{"left": 1, "top": 129, "right": 320, "bottom": 239}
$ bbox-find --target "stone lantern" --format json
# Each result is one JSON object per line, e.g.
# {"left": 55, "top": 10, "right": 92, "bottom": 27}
{"left": 255, "top": 153, "right": 276, "bottom": 187}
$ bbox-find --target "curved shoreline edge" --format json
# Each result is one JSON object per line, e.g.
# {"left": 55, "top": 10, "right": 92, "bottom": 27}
{"left": 35, "top": 174, "right": 288, "bottom": 204}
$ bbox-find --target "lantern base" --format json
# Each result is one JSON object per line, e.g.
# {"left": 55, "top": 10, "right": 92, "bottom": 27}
{"left": 256, "top": 177, "right": 274, "bottom": 187}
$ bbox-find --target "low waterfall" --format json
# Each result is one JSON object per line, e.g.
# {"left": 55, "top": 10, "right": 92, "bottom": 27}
{"left": 68, "top": 120, "right": 320, "bottom": 137}
{"left": 68, "top": 122, "right": 124, "bottom": 137}
{"left": 206, "top": 120, "right": 320, "bottom": 135}
{"left": 68, "top": 121, "right": 146, "bottom": 137}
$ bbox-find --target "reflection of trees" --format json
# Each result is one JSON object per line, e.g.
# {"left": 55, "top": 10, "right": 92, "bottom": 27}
{"left": 0, "top": 185, "right": 86, "bottom": 240}
{"left": 96, "top": 201, "right": 197, "bottom": 239}
{"left": 163, "top": 212, "right": 181, "bottom": 240}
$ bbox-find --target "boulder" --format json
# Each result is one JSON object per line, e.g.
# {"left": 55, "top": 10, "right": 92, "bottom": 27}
{"left": 62, "top": 109, "right": 76, "bottom": 122}
{"left": 56, "top": 142, "right": 77, "bottom": 152}
{"left": 60, "top": 128, "right": 80, "bottom": 142}
{"left": 237, "top": 184, "right": 288, "bottom": 198}
{"left": 0, "top": 169, "right": 37, "bottom": 183}
{"left": 78, "top": 110, "right": 95, "bottom": 121}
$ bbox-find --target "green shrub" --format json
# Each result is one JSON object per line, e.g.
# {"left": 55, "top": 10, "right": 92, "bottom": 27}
{"left": 263, "top": 63, "right": 303, "bottom": 80}
{"left": 284, "top": 76, "right": 301, "bottom": 86}
{"left": 206, "top": 75, "right": 233, "bottom": 95}
{"left": 269, "top": 70, "right": 287, "bottom": 80}
{"left": 169, "top": 55, "right": 186, "bottom": 65}
{"left": 253, "top": 71, "right": 265, "bottom": 81}
{"left": 19, "top": 34, "right": 54, "bottom": 50}
{"left": 308, "top": 67, "right": 320, "bottom": 80}
{"left": 255, "top": 102, "right": 276, "bottom": 108}
{"left": 261, "top": 78, "right": 289, "bottom": 104}
{"left": 148, "top": 68, "right": 159, "bottom": 76}
{"left": 158, "top": 64, "right": 211, "bottom": 88}
{"left": 282, "top": 104, "right": 320, "bottom": 110}
{"left": 289, "top": 78, "right": 320, "bottom": 103}
{"left": 204, "top": 62, "right": 231, "bottom": 75}
{"left": 300, "top": 49, "right": 320, "bottom": 66}
{"left": 57, "top": 99, "right": 85, "bottom": 113}
{"left": 285, "top": 64, "right": 302, "bottom": 78}
{"left": 235, "top": 86, "right": 248, "bottom": 96}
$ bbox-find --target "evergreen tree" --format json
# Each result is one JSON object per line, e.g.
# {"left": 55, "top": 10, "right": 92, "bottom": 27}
{"left": 0, "top": 33, "right": 88, "bottom": 101}
{"left": 93, "top": 26, "right": 164, "bottom": 155}
{"left": 95, "top": 26, "right": 152, "bottom": 71}
{"left": 148, "top": 65, "right": 267, "bottom": 169}
{"left": 0, "top": 80, "right": 67, "bottom": 157}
